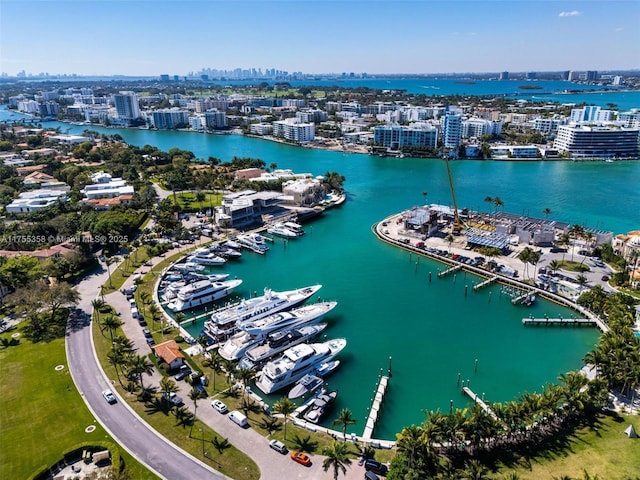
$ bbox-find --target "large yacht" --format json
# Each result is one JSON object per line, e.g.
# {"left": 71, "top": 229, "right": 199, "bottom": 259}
{"left": 237, "top": 301, "right": 336, "bottom": 336}
{"left": 255, "top": 338, "right": 347, "bottom": 394}
{"left": 239, "top": 323, "right": 328, "bottom": 370}
{"left": 187, "top": 248, "right": 227, "bottom": 266}
{"left": 219, "top": 302, "right": 335, "bottom": 361}
{"left": 167, "top": 278, "right": 243, "bottom": 312}
{"left": 204, "top": 285, "right": 321, "bottom": 338}
{"left": 266, "top": 223, "right": 298, "bottom": 239}
{"left": 236, "top": 233, "right": 270, "bottom": 254}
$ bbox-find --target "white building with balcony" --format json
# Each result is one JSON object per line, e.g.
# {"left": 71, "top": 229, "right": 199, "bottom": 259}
{"left": 5, "top": 189, "right": 69, "bottom": 214}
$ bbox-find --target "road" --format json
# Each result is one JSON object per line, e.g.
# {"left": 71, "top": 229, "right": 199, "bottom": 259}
{"left": 66, "top": 263, "right": 229, "bottom": 480}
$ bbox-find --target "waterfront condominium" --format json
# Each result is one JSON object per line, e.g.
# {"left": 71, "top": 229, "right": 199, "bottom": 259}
{"left": 112, "top": 92, "right": 141, "bottom": 123}
{"left": 373, "top": 124, "right": 438, "bottom": 150}
{"left": 553, "top": 125, "right": 640, "bottom": 158}
{"left": 442, "top": 113, "right": 462, "bottom": 149}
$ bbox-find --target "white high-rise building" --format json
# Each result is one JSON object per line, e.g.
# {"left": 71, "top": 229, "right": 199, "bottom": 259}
{"left": 554, "top": 125, "right": 639, "bottom": 158}
{"left": 442, "top": 113, "right": 462, "bottom": 149}
{"left": 112, "top": 92, "right": 141, "bottom": 122}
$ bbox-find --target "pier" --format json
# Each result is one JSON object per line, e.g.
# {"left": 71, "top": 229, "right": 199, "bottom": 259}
{"left": 473, "top": 275, "right": 498, "bottom": 291}
{"left": 362, "top": 375, "right": 389, "bottom": 441}
{"left": 462, "top": 386, "right": 499, "bottom": 421}
{"left": 437, "top": 264, "right": 462, "bottom": 278}
{"left": 511, "top": 291, "right": 535, "bottom": 305}
{"left": 523, "top": 317, "right": 595, "bottom": 327}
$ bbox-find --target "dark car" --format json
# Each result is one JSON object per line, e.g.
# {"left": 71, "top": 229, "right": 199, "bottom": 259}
{"left": 174, "top": 365, "right": 192, "bottom": 381}
{"left": 364, "top": 459, "right": 388, "bottom": 476}
{"left": 364, "top": 472, "right": 380, "bottom": 480}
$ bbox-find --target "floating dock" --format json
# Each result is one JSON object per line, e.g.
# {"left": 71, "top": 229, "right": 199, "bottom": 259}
{"left": 462, "top": 386, "right": 498, "bottom": 421}
{"left": 362, "top": 375, "right": 389, "bottom": 441}
{"left": 473, "top": 275, "right": 498, "bottom": 291}
{"left": 437, "top": 264, "right": 462, "bottom": 278}
{"left": 523, "top": 317, "right": 594, "bottom": 327}
{"left": 511, "top": 291, "right": 535, "bottom": 305}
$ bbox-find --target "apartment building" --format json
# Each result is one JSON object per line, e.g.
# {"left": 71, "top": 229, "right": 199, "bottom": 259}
{"left": 554, "top": 125, "right": 640, "bottom": 158}
{"left": 373, "top": 124, "right": 438, "bottom": 149}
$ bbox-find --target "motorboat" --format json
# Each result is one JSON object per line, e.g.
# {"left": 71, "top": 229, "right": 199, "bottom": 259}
{"left": 288, "top": 374, "right": 324, "bottom": 399}
{"left": 255, "top": 338, "right": 347, "bottom": 394}
{"left": 167, "top": 278, "right": 243, "bottom": 312}
{"left": 266, "top": 223, "right": 298, "bottom": 239}
{"left": 218, "top": 330, "right": 259, "bottom": 361}
{"left": 172, "top": 261, "right": 206, "bottom": 272}
{"left": 237, "top": 301, "right": 336, "bottom": 336}
{"left": 283, "top": 221, "right": 305, "bottom": 236}
{"left": 187, "top": 248, "right": 227, "bottom": 266}
{"left": 241, "top": 323, "right": 328, "bottom": 368}
{"left": 521, "top": 293, "right": 536, "bottom": 307}
{"left": 236, "top": 233, "right": 270, "bottom": 254}
{"left": 222, "top": 239, "right": 241, "bottom": 250}
{"left": 316, "top": 360, "right": 340, "bottom": 378}
{"left": 204, "top": 285, "right": 321, "bottom": 338}
{"left": 302, "top": 390, "right": 338, "bottom": 424}
{"left": 209, "top": 244, "right": 242, "bottom": 258}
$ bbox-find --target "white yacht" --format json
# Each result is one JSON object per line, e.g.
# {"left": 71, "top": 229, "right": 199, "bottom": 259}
{"left": 237, "top": 301, "right": 336, "bottom": 336}
{"left": 283, "top": 221, "right": 305, "bottom": 236}
{"left": 167, "top": 278, "right": 242, "bottom": 312}
{"left": 204, "top": 285, "right": 321, "bottom": 337}
{"left": 266, "top": 223, "right": 298, "bottom": 239}
{"left": 255, "top": 338, "right": 347, "bottom": 394}
{"left": 288, "top": 374, "right": 324, "bottom": 400}
{"left": 236, "top": 233, "right": 270, "bottom": 254}
{"left": 172, "top": 262, "right": 206, "bottom": 272}
{"left": 241, "top": 323, "right": 328, "bottom": 369}
{"left": 187, "top": 248, "right": 227, "bottom": 266}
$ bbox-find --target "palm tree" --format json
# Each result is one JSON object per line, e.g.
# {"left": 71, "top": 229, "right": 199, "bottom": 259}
{"left": 160, "top": 377, "right": 179, "bottom": 404}
{"left": 203, "top": 351, "right": 223, "bottom": 392}
{"left": 221, "top": 359, "right": 237, "bottom": 388}
{"left": 188, "top": 388, "right": 201, "bottom": 437}
{"left": 127, "top": 354, "right": 154, "bottom": 391}
{"left": 321, "top": 441, "right": 352, "bottom": 480}
{"left": 548, "top": 259, "right": 562, "bottom": 276}
{"left": 576, "top": 274, "right": 589, "bottom": 291}
{"left": 236, "top": 367, "right": 255, "bottom": 398}
{"left": 463, "top": 459, "right": 491, "bottom": 480}
{"left": 332, "top": 408, "right": 356, "bottom": 438}
{"left": 484, "top": 196, "right": 493, "bottom": 214}
{"left": 147, "top": 303, "right": 161, "bottom": 331}
{"left": 445, "top": 233, "right": 455, "bottom": 253}
{"left": 91, "top": 298, "right": 105, "bottom": 325}
{"left": 105, "top": 257, "right": 115, "bottom": 288}
{"left": 100, "top": 314, "right": 123, "bottom": 343}
{"left": 272, "top": 396, "right": 296, "bottom": 440}
{"left": 517, "top": 247, "right": 532, "bottom": 280}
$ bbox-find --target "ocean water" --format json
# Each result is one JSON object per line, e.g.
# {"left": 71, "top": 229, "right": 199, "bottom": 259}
{"left": 2, "top": 106, "right": 639, "bottom": 439}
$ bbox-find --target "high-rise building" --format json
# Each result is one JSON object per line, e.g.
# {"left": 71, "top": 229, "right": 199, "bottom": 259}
{"left": 113, "top": 92, "right": 141, "bottom": 123}
{"left": 586, "top": 71, "right": 598, "bottom": 81}
{"left": 442, "top": 113, "right": 462, "bottom": 149}
{"left": 499, "top": 71, "right": 509, "bottom": 80}
{"left": 554, "top": 125, "right": 639, "bottom": 158}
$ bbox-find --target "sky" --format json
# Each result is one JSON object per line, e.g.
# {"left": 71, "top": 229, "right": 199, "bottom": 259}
{"left": 1, "top": 0, "right": 639, "bottom": 77}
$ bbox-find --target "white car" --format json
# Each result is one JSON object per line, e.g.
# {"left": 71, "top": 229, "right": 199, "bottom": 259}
{"left": 102, "top": 389, "right": 117, "bottom": 404}
{"left": 211, "top": 399, "right": 228, "bottom": 414}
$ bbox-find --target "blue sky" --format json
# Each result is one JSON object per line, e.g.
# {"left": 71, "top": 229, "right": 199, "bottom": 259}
{"left": 1, "top": 0, "right": 638, "bottom": 76}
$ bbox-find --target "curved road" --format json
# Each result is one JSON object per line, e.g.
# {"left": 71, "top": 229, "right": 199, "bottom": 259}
{"left": 66, "top": 265, "right": 229, "bottom": 480}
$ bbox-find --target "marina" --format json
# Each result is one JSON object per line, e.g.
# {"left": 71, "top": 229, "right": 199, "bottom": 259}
{"left": 362, "top": 375, "right": 389, "bottom": 441}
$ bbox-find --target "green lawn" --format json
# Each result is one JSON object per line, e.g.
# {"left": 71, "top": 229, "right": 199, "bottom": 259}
{"left": 164, "top": 191, "right": 222, "bottom": 213}
{"left": 502, "top": 412, "right": 640, "bottom": 479}
{"left": 558, "top": 260, "right": 591, "bottom": 273}
{"left": 0, "top": 332, "right": 155, "bottom": 479}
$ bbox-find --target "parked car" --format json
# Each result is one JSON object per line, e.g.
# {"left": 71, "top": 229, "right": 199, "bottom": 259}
{"left": 364, "top": 459, "right": 388, "bottom": 476}
{"left": 142, "top": 328, "right": 151, "bottom": 338}
{"left": 290, "top": 451, "right": 311, "bottom": 466}
{"left": 211, "top": 399, "right": 228, "bottom": 414}
{"left": 102, "top": 389, "right": 117, "bottom": 404}
{"left": 601, "top": 275, "right": 610, "bottom": 281}
{"left": 269, "top": 439, "right": 287, "bottom": 454}
{"left": 364, "top": 471, "right": 380, "bottom": 480}
{"left": 162, "top": 392, "right": 183, "bottom": 406}
{"left": 174, "top": 365, "right": 192, "bottom": 381}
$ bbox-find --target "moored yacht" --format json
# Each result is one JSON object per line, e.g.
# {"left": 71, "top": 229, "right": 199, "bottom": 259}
{"left": 283, "top": 221, "right": 305, "bottom": 236}
{"left": 167, "top": 278, "right": 242, "bottom": 312}
{"left": 172, "top": 261, "right": 206, "bottom": 272}
{"left": 236, "top": 233, "right": 269, "bottom": 254}
{"left": 187, "top": 248, "right": 227, "bottom": 266}
{"left": 237, "top": 301, "right": 336, "bottom": 336}
{"left": 255, "top": 338, "right": 347, "bottom": 394}
{"left": 302, "top": 390, "right": 338, "bottom": 423}
{"left": 204, "top": 285, "right": 321, "bottom": 338}
{"left": 266, "top": 223, "right": 298, "bottom": 239}
{"left": 288, "top": 374, "right": 324, "bottom": 400}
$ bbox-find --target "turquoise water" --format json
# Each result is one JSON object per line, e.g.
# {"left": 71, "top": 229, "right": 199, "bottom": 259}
{"left": 3, "top": 107, "right": 640, "bottom": 439}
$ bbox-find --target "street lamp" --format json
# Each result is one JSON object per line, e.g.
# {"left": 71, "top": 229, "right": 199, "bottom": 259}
{"left": 199, "top": 428, "right": 206, "bottom": 457}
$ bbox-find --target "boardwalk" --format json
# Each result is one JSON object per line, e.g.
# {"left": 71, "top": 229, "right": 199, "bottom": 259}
{"left": 473, "top": 275, "right": 498, "bottom": 291}
{"left": 437, "top": 264, "right": 462, "bottom": 278}
{"left": 362, "top": 376, "right": 389, "bottom": 441}
{"left": 462, "top": 387, "right": 499, "bottom": 421}
{"left": 522, "top": 317, "right": 595, "bottom": 327}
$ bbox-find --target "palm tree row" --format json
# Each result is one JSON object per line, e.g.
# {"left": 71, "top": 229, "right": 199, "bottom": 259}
{"left": 389, "top": 372, "right": 609, "bottom": 479}
{"left": 516, "top": 246, "right": 541, "bottom": 281}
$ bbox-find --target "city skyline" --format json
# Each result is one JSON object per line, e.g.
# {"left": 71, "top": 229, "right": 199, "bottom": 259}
{"left": 1, "top": 0, "right": 639, "bottom": 77}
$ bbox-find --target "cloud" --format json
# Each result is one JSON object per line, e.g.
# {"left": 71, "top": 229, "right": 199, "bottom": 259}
{"left": 559, "top": 10, "right": 581, "bottom": 17}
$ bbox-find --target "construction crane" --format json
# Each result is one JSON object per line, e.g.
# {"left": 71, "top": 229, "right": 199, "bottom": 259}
{"left": 444, "top": 155, "right": 463, "bottom": 235}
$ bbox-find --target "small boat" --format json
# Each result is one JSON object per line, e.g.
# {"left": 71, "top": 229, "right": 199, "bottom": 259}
{"left": 303, "top": 390, "right": 338, "bottom": 424}
{"left": 316, "top": 360, "right": 340, "bottom": 378}
{"left": 288, "top": 374, "right": 324, "bottom": 399}
{"left": 521, "top": 293, "right": 536, "bottom": 307}
{"left": 283, "top": 221, "right": 305, "bottom": 236}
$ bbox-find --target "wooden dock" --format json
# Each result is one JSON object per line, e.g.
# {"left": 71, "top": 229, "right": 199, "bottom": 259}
{"left": 437, "top": 264, "right": 462, "bottom": 278}
{"left": 362, "top": 376, "right": 389, "bottom": 441}
{"left": 462, "top": 386, "right": 499, "bottom": 421}
{"left": 522, "top": 317, "right": 595, "bottom": 327}
{"left": 473, "top": 275, "right": 498, "bottom": 291}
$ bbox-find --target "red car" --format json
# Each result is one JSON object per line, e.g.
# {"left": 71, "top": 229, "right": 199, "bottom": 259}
{"left": 290, "top": 451, "right": 311, "bottom": 466}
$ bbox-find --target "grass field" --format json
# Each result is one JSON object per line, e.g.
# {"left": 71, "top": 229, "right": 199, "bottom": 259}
{"left": 0, "top": 332, "right": 154, "bottom": 479}
{"left": 164, "top": 191, "right": 222, "bottom": 213}
{"left": 503, "top": 412, "right": 640, "bottom": 479}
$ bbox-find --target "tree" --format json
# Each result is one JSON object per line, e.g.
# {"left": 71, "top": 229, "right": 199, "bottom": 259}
{"left": 203, "top": 351, "right": 223, "bottom": 392}
{"left": 273, "top": 396, "right": 296, "bottom": 440}
{"left": 100, "top": 314, "right": 123, "bottom": 343}
{"left": 518, "top": 247, "right": 533, "bottom": 280}
{"left": 332, "top": 408, "right": 356, "bottom": 437}
{"left": 321, "top": 441, "right": 352, "bottom": 480}
{"left": 127, "top": 354, "right": 154, "bottom": 391}
{"left": 236, "top": 367, "right": 255, "bottom": 398}
{"left": 188, "top": 388, "right": 201, "bottom": 437}
{"left": 43, "top": 282, "right": 80, "bottom": 323}
{"left": 445, "top": 234, "right": 455, "bottom": 253}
